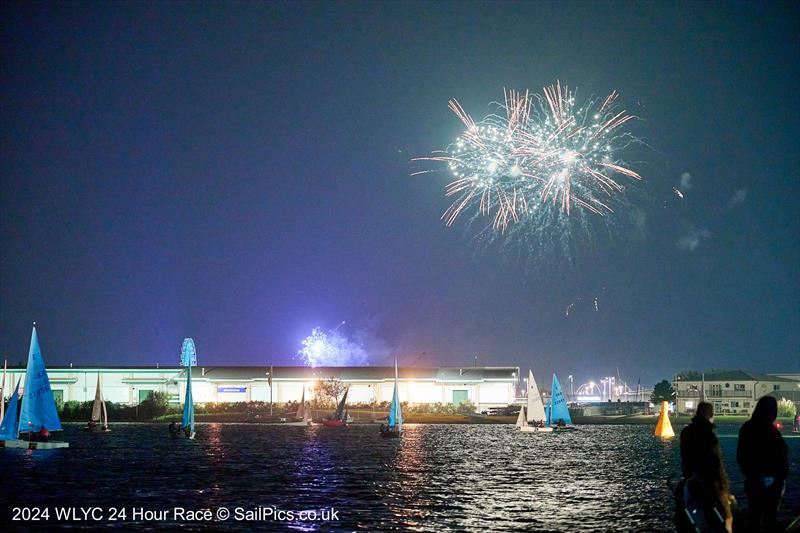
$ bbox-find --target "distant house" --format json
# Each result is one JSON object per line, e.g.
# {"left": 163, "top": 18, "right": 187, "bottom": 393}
{"left": 674, "top": 370, "right": 800, "bottom": 415}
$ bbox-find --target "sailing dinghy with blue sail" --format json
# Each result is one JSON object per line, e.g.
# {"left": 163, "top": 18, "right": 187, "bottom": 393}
{"left": 519, "top": 370, "right": 553, "bottom": 433}
{"left": 181, "top": 363, "right": 196, "bottom": 439}
{"left": 0, "top": 380, "right": 21, "bottom": 446}
{"left": 1, "top": 325, "right": 69, "bottom": 449}
{"left": 545, "top": 373, "right": 577, "bottom": 431}
{"left": 170, "top": 338, "right": 196, "bottom": 438}
{"left": 1, "top": 359, "right": 6, "bottom": 425}
{"left": 380, "top": 358, "right": 403, "bottom": 438}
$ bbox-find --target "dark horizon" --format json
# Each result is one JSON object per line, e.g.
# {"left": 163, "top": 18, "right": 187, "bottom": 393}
{"left": 2, "top": 2, "right": 798, "bottom": 387}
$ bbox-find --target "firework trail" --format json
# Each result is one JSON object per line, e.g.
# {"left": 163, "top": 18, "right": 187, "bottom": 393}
{"left": 565, "top": 286, "right": 607, "bottom": 316}
{"left": 415, "top": 82, "right": 643, "bottom": 242}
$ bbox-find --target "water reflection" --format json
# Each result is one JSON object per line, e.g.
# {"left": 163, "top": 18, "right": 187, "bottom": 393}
{"left": 0, "top": 423, "right": 796, "bottom": 531}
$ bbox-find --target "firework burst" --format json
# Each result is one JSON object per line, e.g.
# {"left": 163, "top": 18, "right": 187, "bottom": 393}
{"left": 298, "top": 323, "right": 369, "bottom": 367}
{"left": 415, "top": 82, "right": 643, "bottom": 235}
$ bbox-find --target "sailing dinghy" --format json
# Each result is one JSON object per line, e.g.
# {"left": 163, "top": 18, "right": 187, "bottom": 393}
{"left": 322, "top": 386, "right": 349, "bottom": 427}
{"left": 87, "top": 374, "right": 110, "bottom": 431}
{"left": 1, "top": 325, "right": 69, "bottom": 449}
{"left": 545, "top": 373, "right": 577, "bottom": 431}
{"left": 181, "top": 364, "right": 196, "bottom": 439}
{"left": 519, "top": 370, "right": 553, "bottom": 433}
{"left": 515, "top": 405, "right": 528, "bottom": 429}
{"left": 380, "top": 358, "right": 403, "bottom": 438}
{"left": 282, "top": 385, "right": 313, "bottom": 426}
{"left": 1, "top": 359, "right": 6, "bottom": 424}
{"left": 0, "top": 380, "right": 21, "bottom": 446}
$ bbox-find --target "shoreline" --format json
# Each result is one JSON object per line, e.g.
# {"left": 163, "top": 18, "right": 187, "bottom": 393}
{"left": 60, "top": 413, "right": 796, "bottom": 425}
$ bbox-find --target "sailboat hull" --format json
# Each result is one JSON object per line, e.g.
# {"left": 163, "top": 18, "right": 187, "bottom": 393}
{"left": 380, "top": 428, "right": 402, "bottom": 438}
{"left": 280, "top": 420, "right": 314, "bottom": 426}
{"left": 322, "top": 419, "right": 347, "bottom": 427}
{"left": 519, "top": 426, "right": 554, "bottom": 433}
{"left": 1, "top": 439, "right": 69, "bottom": 449}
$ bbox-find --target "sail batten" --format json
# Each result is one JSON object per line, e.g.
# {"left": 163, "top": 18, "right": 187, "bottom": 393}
{"left": 18, "top": 326, "right": 62, "bottom": 433}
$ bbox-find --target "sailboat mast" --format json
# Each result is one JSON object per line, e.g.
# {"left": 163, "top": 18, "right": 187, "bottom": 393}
{"left": 394, "top": 357, "right": 400, "bottom": 430}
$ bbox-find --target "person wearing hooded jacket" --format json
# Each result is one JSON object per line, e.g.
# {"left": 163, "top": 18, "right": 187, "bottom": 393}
{"left": 737, "top": 395, "right": 789, "bottom": 532}
{"left": 679, "top": 401, "right": 733, "bottom": 533}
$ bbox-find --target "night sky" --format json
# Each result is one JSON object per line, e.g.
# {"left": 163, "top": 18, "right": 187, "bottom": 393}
{"left": 1, "top": 2, "right": 798, "bottom": 386}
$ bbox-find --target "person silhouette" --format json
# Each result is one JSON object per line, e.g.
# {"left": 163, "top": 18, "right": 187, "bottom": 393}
{"left": 677, "top": 402, "right": 732, "bottom": 533}
{"left": 737, "top": 396, "right": 789, "bottom": 532}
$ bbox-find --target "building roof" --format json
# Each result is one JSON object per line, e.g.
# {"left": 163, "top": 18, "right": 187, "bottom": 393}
{"left": 7, "top": 365, "right": 519, "bottom": 382}
{"left": 766, "top": 390, "right": 800, "bottom": 402}
{"left": 686, "top": 370, "right": 799, "bottom": 383}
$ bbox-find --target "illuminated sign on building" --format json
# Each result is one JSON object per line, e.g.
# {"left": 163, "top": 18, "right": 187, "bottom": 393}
{"left": 217, "top": 387, "right": 246, "bottom": 393}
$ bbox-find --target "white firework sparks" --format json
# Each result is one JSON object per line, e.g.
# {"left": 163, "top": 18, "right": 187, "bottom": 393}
{"left": 415, "top": 82, "right": 643, "bottom": 234}
{"left": 298, "top": 324, "right": 369, "bottom": 367}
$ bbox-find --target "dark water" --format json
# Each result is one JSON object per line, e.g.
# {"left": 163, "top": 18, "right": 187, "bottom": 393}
{"left": 1, "top": 423, "right": 798, "bottom": 531}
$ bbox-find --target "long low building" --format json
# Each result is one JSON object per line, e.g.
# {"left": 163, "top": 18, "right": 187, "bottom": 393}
{"left": 0, "top": 365, "right": 520, "bottom": 412}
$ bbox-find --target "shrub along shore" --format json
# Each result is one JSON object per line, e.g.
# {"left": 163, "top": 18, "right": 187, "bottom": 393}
{"left": 54, "top": 397, "right": 794, "bottom": 426}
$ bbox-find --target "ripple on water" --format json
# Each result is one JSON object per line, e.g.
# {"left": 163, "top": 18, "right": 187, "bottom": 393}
{"left": 0, "top": 423, "right": 797, "bottom": 532}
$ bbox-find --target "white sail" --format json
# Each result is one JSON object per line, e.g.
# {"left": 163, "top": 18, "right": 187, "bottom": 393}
{"left": 527, "top": 370, "right": 546, "bottom": 423}
{"left": 91, "top": 374, "right": 104, "bottom": 422}
{"left": 296, "top": 385, "right": 311, "bottom": 422}
{"left": 516, "top": 405, "right": 528, "bottom": 428}
{"left": 296, "top": 386, "right": 306, "bottom": 419}
{"left": 101, "top": 394, "right": 109, "bottom": 427}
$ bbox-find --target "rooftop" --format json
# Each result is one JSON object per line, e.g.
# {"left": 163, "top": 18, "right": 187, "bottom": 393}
{"left": 3, "top": 365, "right": 520, "bottom": 382}
{"left": 677, "top": 370, "right": 799, "bottom": 383}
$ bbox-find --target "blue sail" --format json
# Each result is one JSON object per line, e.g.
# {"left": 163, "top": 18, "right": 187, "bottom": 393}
{"left": 547, "top": 373, "right": 572, "bottom": 425}
{"left": 0, "top": 380, "right": 21, "bottom": 440}
{"left": 388, "top": 382, "right": 403, "bottom": 428}
{"left": 18, "top": 326, "right": 62, "bottom": 433}
{"left": 388, "top": 359, "right": 403, "bottom": 430}
{"left": 181, "top": 364, "right": 194, "bottom": 432}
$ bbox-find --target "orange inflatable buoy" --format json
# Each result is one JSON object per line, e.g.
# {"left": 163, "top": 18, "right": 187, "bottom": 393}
{"left": 655, "top": 400, "right": 675, "bottom": 438}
